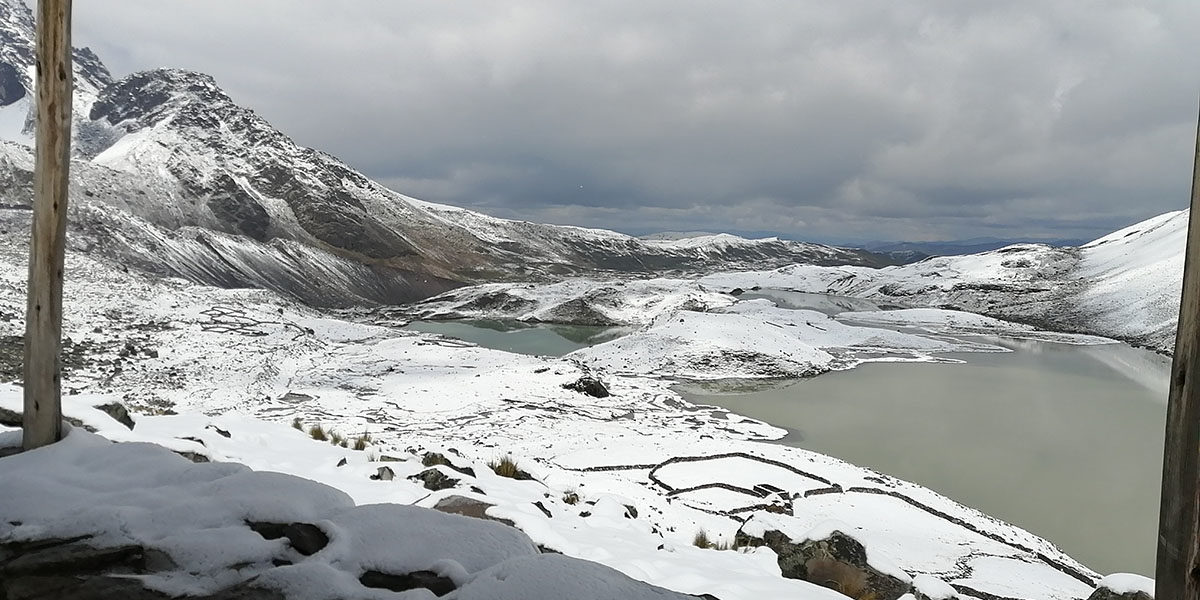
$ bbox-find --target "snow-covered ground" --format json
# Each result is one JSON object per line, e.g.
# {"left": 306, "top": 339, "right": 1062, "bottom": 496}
{"left": 412, "top": 279, "right": 1114, "bottom": 381}
{"left": 0, "top": 244, "right": 1133, "bottom": 599}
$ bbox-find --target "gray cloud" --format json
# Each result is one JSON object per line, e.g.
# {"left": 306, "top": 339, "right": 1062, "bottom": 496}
{"left": 71, "top": 1, "right": 1200, "bottom": 243}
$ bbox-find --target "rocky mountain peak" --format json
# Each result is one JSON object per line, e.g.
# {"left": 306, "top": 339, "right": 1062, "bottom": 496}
{"left": 0, "top": 0, "right": 110, "bottom": 95}
{"left": 90, "top": 68, "right": 238, "bottom": 133}
{"left": 0, "top": 0, "right": 112, "bottom": 146}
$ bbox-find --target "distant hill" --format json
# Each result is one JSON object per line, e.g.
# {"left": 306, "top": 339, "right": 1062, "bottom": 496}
{"left": 862, "top": 238, "right": 1087, "bottom": 264}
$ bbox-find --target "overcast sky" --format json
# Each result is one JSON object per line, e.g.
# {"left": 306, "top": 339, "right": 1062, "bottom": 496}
{"left": 69, "top": 1, "right": 1200, "bottom": 244}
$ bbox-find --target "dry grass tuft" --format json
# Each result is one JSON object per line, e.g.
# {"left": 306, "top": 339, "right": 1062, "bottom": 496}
{"left": 308, "top": 424, "right": 327, "bottom": 441}
{"left": 353, "top": 434, "right": 371, "bottom": 451}
{"left": 488, "top": 455, "right": 521, "bottom": 479}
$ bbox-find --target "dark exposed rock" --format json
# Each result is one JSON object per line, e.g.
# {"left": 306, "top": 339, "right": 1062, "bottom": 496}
{"left": 93, "top": 402, "right": 135, "bottom": 430}
{"left": 2, "top": 542, "right": 143, "bottom": 576}
{"left": 206, "top": 425, "right": 232, "bottom": 438}
{"left": 0, "top": 405, "right": 18, "bottom": 427}
{"left": 246, "top": 521, "right": 288, "bottom": 540}
{"left": 176, "top": 451, "right": 210, "bottom": 463}
{"left": 432, "top": 495, "right": 516, "bottom": 528}
{"left": 409, "top": 468, "right": 460, "bottom": 492}
{"left": 1, "top": 574, "right": 176, "bottom": 600}
{"left": 360, "top": 569, "right": 456, "bottom": 596}
{"left": 245, "top": 521, "right": 328, "bottom": 556}
{"left": 336, "top": 458, "right": 347, "bottom": 467}
{"left": 1086, "top": 584, "right": 1154, "bottom": 600}
{"left": 370, "top": 466, "right": 395, "bottom": 481}
{"left": 728, "top": 287, "right": 745, "bottom": 296}
{"left": 0, "top": 61, "right": 24, "bottom": 107}
{"left": 204, "top": 580, "right": 286, "bottom": 600}
{"left": 421, "top": 452, "right": 476, "bottom": 477}
{"left": 280, "top": 523, "right": 328, "bottom": 556}
{"left": 734, "top": 528, "right": 911, "bottom": 600}
{"left": 562, "top": 376, "right": 610, "bottom": 398}
{"left": 201, "top": 173, "right": 271, "bottom": 241}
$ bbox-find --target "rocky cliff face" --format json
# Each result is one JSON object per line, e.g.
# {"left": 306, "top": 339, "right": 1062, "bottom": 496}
{"left": 0, "top": 0, "right": 886, "bottom": 307}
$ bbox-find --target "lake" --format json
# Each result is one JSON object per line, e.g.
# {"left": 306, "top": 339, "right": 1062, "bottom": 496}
{"left": 405, "top": 307, "right": 1170, "bottom": 577}
{"left": 404, "top": 319, "right": 630, "bottom": 356}
{"left": 680, "top": 326, "right": 1169, "bottom": 577}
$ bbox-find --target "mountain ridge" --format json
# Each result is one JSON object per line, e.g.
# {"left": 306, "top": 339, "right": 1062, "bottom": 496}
{"left": 0, "top": 2, "right": 889, "bottom": 305}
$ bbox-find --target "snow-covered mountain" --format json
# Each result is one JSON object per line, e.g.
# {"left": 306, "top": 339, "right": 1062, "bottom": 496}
{"left": 0, "top": 0, "right": 884, "bottom": 306}
{"left": 703, "top": 210, "right": 1187, "bottom": 353}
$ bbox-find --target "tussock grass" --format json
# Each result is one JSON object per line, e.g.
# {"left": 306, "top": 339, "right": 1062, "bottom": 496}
{"left": 488, "top": 455, "right": 521, "bottom": 479}
{"left": 353, "top": 434, "right": 371, "bottom": 451}
{"left": 308, "top": 424, "right": 328, "bottom": 441}
{"left": 693, "top": 529, "right": 736, "bottom": 551}
{"left": 329, "top": 431, "right": 345, "bottom": 447}
{"left": 291, "top": 417, "right": 303, "bottom": 431}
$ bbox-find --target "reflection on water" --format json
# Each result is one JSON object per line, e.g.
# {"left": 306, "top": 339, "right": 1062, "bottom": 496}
{"left": 681, "top": 340, "right": 1170, "bottom": 576}
{"left": 404, "top": 319, "right": 630, "bottom": 356}
{"left": 740, "top": 289, "right": 901, "bottom": 314}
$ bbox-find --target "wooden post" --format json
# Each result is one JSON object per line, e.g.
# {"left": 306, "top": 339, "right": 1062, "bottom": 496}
{"left": 1158, "top": 101, "right": 1200, "bottom": 599}
{"left": 22, "top": 0, "right": 72, "bottom": 450}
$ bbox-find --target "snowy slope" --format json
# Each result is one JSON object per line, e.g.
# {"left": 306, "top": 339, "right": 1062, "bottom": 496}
{"left": 1075, "top": 210, "right": 1186, "bottom": 353}
{"left": 701, "top": 210, "right": 1188, "bottom": 353}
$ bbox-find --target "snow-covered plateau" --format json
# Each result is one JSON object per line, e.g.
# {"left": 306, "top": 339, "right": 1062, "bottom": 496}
{"left": 698, "top": 210, "right": 1187, "bottom": 354}
{"left": 0, "top": 218, "right": 1153, "bottom": 599}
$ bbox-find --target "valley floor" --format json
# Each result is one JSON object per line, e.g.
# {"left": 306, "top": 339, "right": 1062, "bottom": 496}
{"left": 0, "top": 246, "right": 1158, "bottom": 600}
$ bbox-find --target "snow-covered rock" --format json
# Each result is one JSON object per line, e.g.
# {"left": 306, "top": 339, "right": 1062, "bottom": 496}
{"left": 1087, "top": 574, "right": 1155, "bottom": 600}
{"left": 0, "top": 428, "right": 701, "bottom": 600}
{"left": 412, "top": 278, "right": 736, "bottom": 326}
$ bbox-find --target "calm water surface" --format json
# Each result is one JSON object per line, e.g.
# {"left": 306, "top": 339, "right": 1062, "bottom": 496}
{"left": 406, "top": 301, "right": 1170, "bottom": 576}
{"left": 404, "top": 319, "right": 628, "bottom": 356}
{"left": 680, "top": 337, "right": 1169, "bottom": 577}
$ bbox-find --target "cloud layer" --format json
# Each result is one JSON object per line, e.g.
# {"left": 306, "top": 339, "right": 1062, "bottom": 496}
{"left": 73, "top": 1, "right": 1200, "bottom": 243}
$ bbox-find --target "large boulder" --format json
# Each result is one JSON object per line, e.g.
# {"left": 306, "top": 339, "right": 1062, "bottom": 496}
{"left": 735, "top": 527, "right": 912, "bottom": 600}
{"left": 1087, "top": 574, "right": 1154, "bottom": 600}
{"left": 409, "top": 467, "right": 460, "bottom": 491}
{"left": 93, "top": 402, "right": 135, "bottom": 430}
{"left": 562, "top": 376, "right": 610, "bottom": 398}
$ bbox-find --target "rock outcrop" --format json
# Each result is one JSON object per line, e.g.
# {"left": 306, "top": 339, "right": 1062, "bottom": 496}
{"left": 735, "top": 527, "right": 914, "bottom": 600}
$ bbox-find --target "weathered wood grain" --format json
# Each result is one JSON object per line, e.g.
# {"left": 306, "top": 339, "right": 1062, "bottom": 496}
{"left": 1159, "top": 102, "right": 1200, "bottom": 599}
{"left": 22, "top": 0, "right": 72, "bottom": 450}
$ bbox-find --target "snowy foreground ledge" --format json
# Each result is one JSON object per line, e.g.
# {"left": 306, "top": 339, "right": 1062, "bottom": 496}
{"left": 0, "top": 387, "right": 1143, "bottom": 600}
{"left": 0, "top": 428, "right": 706, "bottom": 600}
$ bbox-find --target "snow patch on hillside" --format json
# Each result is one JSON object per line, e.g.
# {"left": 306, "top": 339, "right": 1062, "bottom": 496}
{"left": 700, "top": 210, "right": 1188, "bottom": 352}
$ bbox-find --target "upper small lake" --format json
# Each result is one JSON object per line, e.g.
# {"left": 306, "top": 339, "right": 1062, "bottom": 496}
{"left": 403, "top": 319, "right": 629, "bottom": 356}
